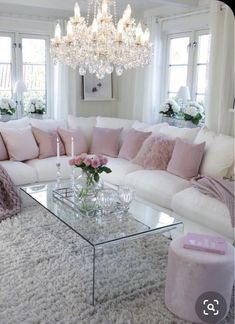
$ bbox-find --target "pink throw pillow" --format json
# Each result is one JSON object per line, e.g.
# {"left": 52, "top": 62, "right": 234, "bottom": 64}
{"left": 90, "top": 127, "right": 123, "bottom": 157}
{"left": 0, "top": 133, "right": 8, "bottom": 161}
{"left": 118, "top": 129, "right": 152, "bottom": 160}
{"left": 133, "top": 135, "right": 176, "bottom": 170}
{"left": 32, "top": 127, "right": 65, "bottom": 159}
{"left": 0, "top": 126, "right": 39, "bottom": 161}
{"left": 58, "top": 127, "right": 88, "bottom": 156}
{"left": 167, "top": 138, "right": 206, "bottom": 179}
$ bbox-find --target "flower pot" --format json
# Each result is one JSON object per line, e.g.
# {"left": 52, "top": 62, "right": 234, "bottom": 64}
{"left": 74, "top": 171, "right": 101, "bottom": 216}
{"left": 31, "top": 113, "right": 43, "bottom": 120}
{"left": 0, "top": 114, "right": 13, "bottom": 122}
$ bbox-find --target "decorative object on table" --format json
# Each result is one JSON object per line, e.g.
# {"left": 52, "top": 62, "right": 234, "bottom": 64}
{"left": 13, "top": 80, "right": 28, "bottom": 118}
{"left": 83, "top": 74, "right": 113, "bottom": 101}
{"left": 56, "top": 137, "right": 62, "bottom": 188}
{"left": 159, "top": 99, "right": 180, "bottom": 118}
{"left": 176, "top": 86, "right": 191, "bottom": 110}
{"left": 96, "top": 188, "right": 117, "bottom": 215}
{"left": 28, "top": 98, "right": 46, "bottom": 119}
{"left": 50, "top": 1, "right": 153, "bottom": 79}
{"left": 182, "top": 101, "right": 204, "bottom": 125}
{"left": 118, "top": 185, "right": 135, "bottom": 213}
{"left": 183, "top": 232, "right": 226, "bottom": 255}
{"left": 69, "top": 154, "right": 112, "bottom": 215}
{"left": 0, "top": 98, "right": 16, "bottom": 121}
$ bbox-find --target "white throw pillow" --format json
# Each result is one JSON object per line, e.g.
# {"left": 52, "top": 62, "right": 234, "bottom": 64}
{"left": 67, "top": 115, "right": 97, "bottom": 146}
{"left": 132, "top": 121, "right": 168, "bottom": 135}
{"left": 30, "top": 118, "right": 66, "bottom": 130}
{"left": 194, "top": 126, "right": 234, "bottom": 178}
{"left": 0, "top": 116, "right": 30, "bottom": 129}
{"left": 159, "top": 125, "right": 200, "bottom": 142}
{"left": 1, "top": 126, "right": 39, "bottom": 161}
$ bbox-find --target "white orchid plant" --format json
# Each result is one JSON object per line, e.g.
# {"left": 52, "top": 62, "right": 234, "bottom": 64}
{"left": 183, "top": 101, "right": 204, "bottom": 125}
{"left": 0, "top": 98, "right": 16, "bottom": 115}
{"left": 160, "top": 99, "right": 180, "bottom": 117}
{"left": 29, "top": 98, "right": 46, "bottom": 115}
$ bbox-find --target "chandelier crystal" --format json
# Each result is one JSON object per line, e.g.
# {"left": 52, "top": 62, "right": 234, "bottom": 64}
{"left": 50, "top": 0, "right": 153, "bottom": 79}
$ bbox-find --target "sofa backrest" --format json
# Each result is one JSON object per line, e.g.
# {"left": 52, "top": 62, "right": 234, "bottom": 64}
{"left": 67, "top": 115, "right": 97, "bottom": 147}
{"left": 0, "top": 116, "right": 30, "bottom": 128}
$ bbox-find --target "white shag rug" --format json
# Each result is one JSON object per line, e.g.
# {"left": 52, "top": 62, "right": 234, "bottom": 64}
{"left": 0, "top": 206, "right": 234, "bottom": 324}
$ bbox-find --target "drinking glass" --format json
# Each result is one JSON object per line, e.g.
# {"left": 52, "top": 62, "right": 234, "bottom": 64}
{"left": 97, "top": 188, "right": 117, "bottom": 215}
{"left": 118, "top": 185, "right": 135, "bottom": 212}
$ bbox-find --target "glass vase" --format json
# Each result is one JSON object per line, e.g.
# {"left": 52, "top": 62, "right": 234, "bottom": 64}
{"left": 74, "top": 171, "right": 100, "bottom": 216}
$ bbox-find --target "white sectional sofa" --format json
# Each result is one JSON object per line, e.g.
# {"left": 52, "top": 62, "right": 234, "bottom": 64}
{"left": 0, "top": 115, "right": 234, "bottom": 241}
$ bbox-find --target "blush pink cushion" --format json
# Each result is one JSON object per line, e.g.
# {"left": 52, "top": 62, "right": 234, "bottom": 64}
{"left": 90, "top": 127, "right": 123, "bottom": 157}
{"left": 133, "top": 135, "right": 176, "bottom": 170}
{"left": 58, "top": 127, "right": 88, "bottom": 156}
{"left": 118, "top": 129, "right": 152, "bottom": 160}
{"left": 167, "top": 138, "right": 205, "bottom": 179}
{"left": 0, "top": 133, "right": 8, "bottom": 161}
{"left": 0, "top": 126, "right": 39, "bottom": 161}
{"left": 32, "top": 127, "right": 65, "bottom": 159}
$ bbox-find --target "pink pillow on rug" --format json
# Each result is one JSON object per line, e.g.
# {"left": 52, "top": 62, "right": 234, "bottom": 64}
{"left": 0, "top": 133, "right": 8, "bottom": 161}
{"left": 58, "top": 127, "right": 88, "bottom": 156}
{"left": 133, "top": 135, "right": 176, "bottom": 170}
{"left": 90, "top": 127, "right": 123, "bottom": 157}
{"left": 118, "top": 129, "right": 152, "bottom": 160}
{"left": 32, "top": 127, "right": 65, "bottom": 159}
{"left": 0, "top": 126, "right": 39, "bottom": 161}
{"left": 167, "top": 138, "right": 206, "bottom": 179}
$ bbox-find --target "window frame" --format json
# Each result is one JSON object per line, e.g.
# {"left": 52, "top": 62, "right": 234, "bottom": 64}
{"left": 163, "top": 28, "right": 209, "bottom": 106}
{"left": 0, "top": 31, "right": 16, "bottom": 99}
{"left": 0, "top": 30, "right": 52, "bottom": 118}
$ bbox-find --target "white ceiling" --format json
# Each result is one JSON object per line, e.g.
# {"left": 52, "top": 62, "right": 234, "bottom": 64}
{"left": 0, "top": 0, "right": 200, "bottom": 18}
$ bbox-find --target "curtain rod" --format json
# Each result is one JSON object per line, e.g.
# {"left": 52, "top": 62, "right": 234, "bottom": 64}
{"left": 155, "top": 8, "right": 210, "bottom": 23}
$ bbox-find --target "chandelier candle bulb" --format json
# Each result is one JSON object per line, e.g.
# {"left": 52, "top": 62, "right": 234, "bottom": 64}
{"left": 74, "top": 2, "right": 80, "bottom": 20}
{"left": 102, "top": 0, "right": 108, "bottom": 15}
{"left": 67, "top": 21, "right": 73, "bottom": 39}
{"left": 136, "top": 23, "right": 143, "bottom": 44}
{"left": 123, "top": 4, "right": 131, "bottom": 20}
{"left": 56, "top": 137, "right": 60, "bottom": 163}
{"left": 54, "top": 23, "right": 61, "bottom": 42}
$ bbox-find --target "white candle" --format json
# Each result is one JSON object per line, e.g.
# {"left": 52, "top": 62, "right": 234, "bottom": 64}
{"left": 71, "top": 136, "right": 74, "bottom": 158}
{"left": 57, "top": 137, "right": 60, "bottom": 163}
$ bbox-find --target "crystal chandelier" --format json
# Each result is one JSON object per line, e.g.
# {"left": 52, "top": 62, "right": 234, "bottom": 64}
{"left": 50, "top": 0, "right": 153, "bottom": 79}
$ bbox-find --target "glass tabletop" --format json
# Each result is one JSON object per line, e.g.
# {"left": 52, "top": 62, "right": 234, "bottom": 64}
{"left": 21, "top": 182, "right": 183, "bottom": 247}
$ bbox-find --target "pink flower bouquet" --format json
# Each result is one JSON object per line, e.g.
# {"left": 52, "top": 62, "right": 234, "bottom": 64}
{"left": 69, "top": 154, "right": 112, "bottom": 183}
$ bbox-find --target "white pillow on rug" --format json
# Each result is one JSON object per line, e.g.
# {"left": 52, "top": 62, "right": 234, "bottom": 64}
{"left": 30, "top": 118, "right": 66, "bottom": 130}
{"left": 67, "top": 115, "right": 97, "bottom": 147}
{"left": 159, "top": 125, "right": 200, "bottom": 142}
{"left": 1, "top": 126, "right": 39, "bottom": 161}
{"left": 194, "top": 126, "right": 234, "bottom": 178}
{"left": 0, "top": 117, "right": 30, "bottom": 129}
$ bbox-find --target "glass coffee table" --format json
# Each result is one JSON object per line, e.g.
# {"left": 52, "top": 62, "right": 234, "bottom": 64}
{"left": 21, "top": 182, "right": 183, "bottom": 305}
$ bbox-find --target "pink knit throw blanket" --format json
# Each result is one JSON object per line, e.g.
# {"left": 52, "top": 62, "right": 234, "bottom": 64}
{"left": 191, "top": 175, "right": 235, "bottom": 227}
{"left": 0, "top": 165, "right": 21, "bottom": 221}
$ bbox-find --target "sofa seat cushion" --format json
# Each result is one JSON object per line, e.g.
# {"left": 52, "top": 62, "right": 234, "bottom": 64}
{"left": 125, "top": 170, "right": 190, "bottom": 209}
{"left": 25, "top": 156, "right": 80, "bottom": 182}
{"left": 171, "top": 187, "right": 233, "bottom": 239}
{"left": 101, "top": 157, "right": 143, "bottom": 185}
{"left": 0, "top": 161, "right": 37, "bottom": 186}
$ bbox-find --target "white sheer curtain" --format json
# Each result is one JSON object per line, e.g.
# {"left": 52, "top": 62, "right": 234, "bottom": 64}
{"left": 206, "top": 2, "right": 234, "bottom": 136}
{"left": 133, "top": 16, "right": 163, "bottom": 123}
{"left": 53, "top": 20, "right": 78, "bottom": 121}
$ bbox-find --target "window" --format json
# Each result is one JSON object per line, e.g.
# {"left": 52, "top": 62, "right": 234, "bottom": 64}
{"left": 0, "top": 32, "right": 50, "bottom": 116}
{"left": 165, "top": 30, "right": 210, "bottom": 107}
{"left": 0, "top": 35, "right": 14, "bottom": 98}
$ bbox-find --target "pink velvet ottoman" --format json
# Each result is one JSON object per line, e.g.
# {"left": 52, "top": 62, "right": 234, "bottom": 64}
{"left": 165, "top": 235, "right": 234, "bottom": 323}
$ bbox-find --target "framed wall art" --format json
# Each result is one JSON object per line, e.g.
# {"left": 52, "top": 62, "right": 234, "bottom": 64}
{"left": 82, "top": 74, "right": 113, "bottom": 101}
